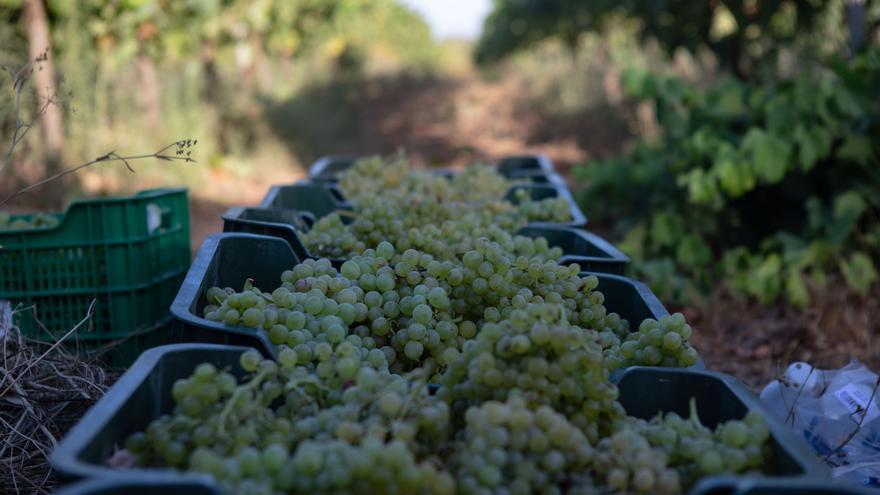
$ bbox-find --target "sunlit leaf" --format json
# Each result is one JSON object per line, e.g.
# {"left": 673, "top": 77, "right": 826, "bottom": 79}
{"left": 743, "top": 128, "right": 792, "bottom": 184}
{"left": 840, "top": 252, "right": 878, "bottom": 296}
{"left": 785, "top": 267, "right": 809, "bottom": 307}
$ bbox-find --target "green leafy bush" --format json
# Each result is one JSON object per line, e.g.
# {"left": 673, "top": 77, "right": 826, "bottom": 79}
{"left": 575, "top": 49, "right": 880, "bottom": 306}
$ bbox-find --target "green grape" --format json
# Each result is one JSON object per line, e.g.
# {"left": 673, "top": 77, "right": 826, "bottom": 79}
{"left": 240, "top": 350, "right": 261, "bottom": 372}
{"left": 404, "top": 341, "right": 424, "bottom": 360}
{"left": 412, "top": 304, "right": 433, "bottom": 324}
{"left": 278, "top": 348, "right": 298, "bottom": 369}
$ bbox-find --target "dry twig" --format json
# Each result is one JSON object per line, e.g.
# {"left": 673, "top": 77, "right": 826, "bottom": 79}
{"left": 0, "top": 140, "right": 197, "bottom": 208}
{"left": 1, "top": 48, "right": 55, "bottom": 176}
{"left": 0, "top": 300, "right": 115, "bottom": 494}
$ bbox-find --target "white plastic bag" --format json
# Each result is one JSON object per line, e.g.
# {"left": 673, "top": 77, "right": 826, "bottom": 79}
{"left": 760, "top": 360, "right": 880, "bottom": 487}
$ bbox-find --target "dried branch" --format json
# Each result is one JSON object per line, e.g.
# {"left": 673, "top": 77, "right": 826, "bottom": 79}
{"left": 0, "top": 299, "right": 114, "bottom": 494}
{"left": 0, "top": 140, "right": 197, "bottom": 208}
{"left": 782, "top": 366, "right": 814, "bottom": 426}
{"left": 1, "top": 49, "right": 58, "bottom": 176}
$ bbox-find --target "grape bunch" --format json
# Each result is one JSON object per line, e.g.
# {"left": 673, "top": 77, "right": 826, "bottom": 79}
{"left": 200, "top": 235, "right": 705, "bottom": 382}
{"left": 338, "top": 154, "right": 510, "bottom": 204}
{"left": 603, "top": 314, "right": 700, "bottom": 371}
{"left": 626, "top": 399, "right": 770, "bottom": 485}
{"left": 303, "top": 154, "right": 574, "bottom": 260}
{"left": 448, "top": 395, "right": 598, "bottom": 494}
{"left": 508, "top": 187, "right": 573, "bottom": 224}
{"left": 127, "top": 350, "right": 455, "bottom": 495}
{"left": 593, "top": 429, "right": 682, "bottom": 494}
{"left": 0, "top": 211, "right": 59, "bottom": 231}
{"left": 439, "top": 303, "right": 624, "bottom": 442}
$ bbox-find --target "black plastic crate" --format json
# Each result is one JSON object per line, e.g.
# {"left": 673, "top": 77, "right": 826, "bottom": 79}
{"left": 222, "top": 209, "right": 625, "bottom": 274}
{"left": 53, "top": 344, "right": 824, "bottom": 489}
{"left": 497, "top": 154, "right": 555, "bottom": 177}
{"left": 51, "top": 344, "right": 251, "bottom": 482}
{"left": 260, "top": 179, "right": 588, "bottom": 228}
{"left": 172, "top": 233, "right": 652, "bottom": 359}
{"left": 616, "top": 367, "right": 829, "bottom": 494}
{"left": 258, "top": 181, "right": 353, "bottom": 220}
{"left": 519, "top": 224, "right": 628, "bottom": 274}
{"left": 308, "top": 153, "right": 555, "bottom": 183}
{"left": 54, "top": 477, "right": 219, "bottom": 495}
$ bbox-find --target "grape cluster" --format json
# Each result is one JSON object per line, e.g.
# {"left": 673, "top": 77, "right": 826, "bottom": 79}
{"left": 509, "top": 187, "right": 573, "bottom": 224}
{"left": 304, "top": 154, "right": 573, "bottom": 260}
{"left": 0, "top": 211, "right": 59, "bottom": 231}
{"left": 439, "top": 302, "right": 624, "bottom": 442}
{"left": 338, "top": 154, "right": 511, "bottom": 204}
{"left": 593, "top": 429, "right": 682, "bottom": 494}
{"left": 202, "top": 250, "right": 470, "bottom": 375}
{"left": 127, "top": 350, "right": 454, "bottom": 495}
{"left": 604, "top": 314, "right": 701, "bottom": 370}
{"left": 200, "top": 238, "right": 670, "bottom": 377}
{"left": 628, "top": 399, "right": 770, "bottom": 486}
{"left": 449, "top": 395, "right": 597, "bottom": 494}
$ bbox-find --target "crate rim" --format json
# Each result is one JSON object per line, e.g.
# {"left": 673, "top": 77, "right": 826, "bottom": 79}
{"left": 52, "top": 344, "right": 826, "bottom": 488}
{"left": 618, "top": 366, "right": 830, "bottom": 482}
{"left": 50, "top": 343, "right": 254, "bottom": 482}
{"left": 0, "top": 188, "right": 187, "bottom": 235}
{"left": 175, "top": 233, "right": 652, "bottom": 360}
{"left": 52, "top": 476, "right": 221, "bottom": 495}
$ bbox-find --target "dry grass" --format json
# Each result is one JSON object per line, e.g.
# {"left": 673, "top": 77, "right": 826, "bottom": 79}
{"left": 0, "top": 301, "right": 115, "bottom": 495}
{"left": 690, "top": 277, "right": 880, "bottom": 389}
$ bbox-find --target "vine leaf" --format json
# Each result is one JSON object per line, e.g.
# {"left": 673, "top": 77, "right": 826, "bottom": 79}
{"left": 743, "top": 128, "right": 792, "bottom": 184}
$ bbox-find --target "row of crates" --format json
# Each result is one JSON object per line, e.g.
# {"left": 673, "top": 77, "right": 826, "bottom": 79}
{"left": 0, "top": 155, "right": 849, "bottom": 494}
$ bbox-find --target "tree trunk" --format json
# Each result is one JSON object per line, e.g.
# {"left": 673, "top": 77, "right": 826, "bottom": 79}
{"left": 251, "top": 32, "right": 272, "bottom": 94}
{"left": 21, "top": 0, "right": 66, "bottom": 204}
{"left": 136, "top": 51, "right": 161, "bottom": 128}
{"left": 200, "top": 39, "right": 221, "bottom": 102}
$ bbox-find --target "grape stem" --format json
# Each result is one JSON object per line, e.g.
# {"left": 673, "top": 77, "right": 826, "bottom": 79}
{"left": 398, "top": 367, "right": 432, "bottom": 419}
{"left": 688, "top": 397, "right": 702, "bottom": 428}
{"left": 284, "top": 375, "right": 333, "bottom": 411}
{"left": 218, "top": 369, "right": 269, "bottom": 436}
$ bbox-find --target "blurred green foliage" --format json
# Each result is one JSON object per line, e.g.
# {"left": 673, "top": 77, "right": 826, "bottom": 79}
{"left": 0, "top": 0, "right": 437, "bottom": 189}
{"left": 575, "top": 49, "right": 880, "bottom": 306}
{"left": 476, "top": 0, "right": 880, "bottom": 79}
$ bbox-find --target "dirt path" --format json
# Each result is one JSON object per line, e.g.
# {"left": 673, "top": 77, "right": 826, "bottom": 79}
{"left": 189, "top": 71, "right": 628, "bottom": 253}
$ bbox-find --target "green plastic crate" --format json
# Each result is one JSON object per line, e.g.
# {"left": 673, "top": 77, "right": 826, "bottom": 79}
{"left": 0, "top": 189, "right": 190, "bottom": 345}
{"left": 170, "top": 234, "right": 297, "bottom": 356}
{"left": 173, "top": 233, "right": 656, "bottom": 359}
{"left": 52, "top": 344, "right": 820, "bottom": 490}
{"left": 307, "top": 154, "right": 359, "bottom": 182}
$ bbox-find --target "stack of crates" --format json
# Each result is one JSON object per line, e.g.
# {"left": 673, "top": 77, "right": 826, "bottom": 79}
{"left": 0, "top": 189, "right": 191, "bottom": 365}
